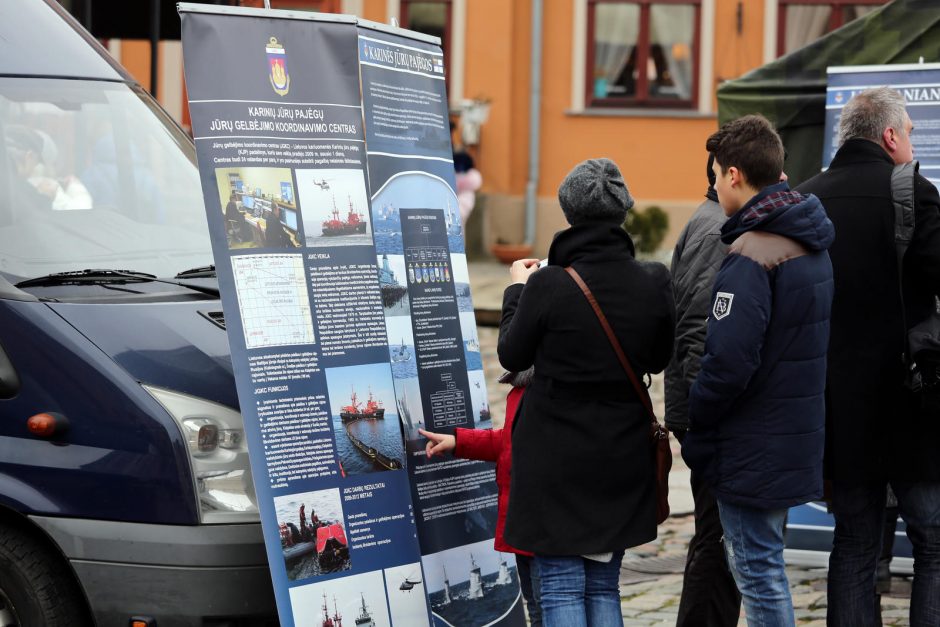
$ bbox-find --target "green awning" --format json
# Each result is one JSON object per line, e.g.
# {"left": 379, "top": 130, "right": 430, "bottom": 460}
{"left": 717, "top": 0, "right": 940, "bottom": 185}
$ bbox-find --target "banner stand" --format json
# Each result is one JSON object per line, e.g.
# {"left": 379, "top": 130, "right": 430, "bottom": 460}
{"left": 179, "top": 4, "right": 526, "bottom": 626}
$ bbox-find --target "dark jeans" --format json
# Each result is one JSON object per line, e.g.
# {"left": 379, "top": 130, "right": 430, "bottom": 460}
{"left": 674, "top": 429, "right": 742, "bottom": 627}
{"left": 517, "top": 554, "right": 542, "bottom": 626}
{"left": 828, "top": 480, "right": 940, "bottom": 627}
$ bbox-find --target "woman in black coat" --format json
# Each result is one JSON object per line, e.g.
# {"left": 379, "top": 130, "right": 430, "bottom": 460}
{"left": 500, "top": 158, "right": 675, "bottom": 626}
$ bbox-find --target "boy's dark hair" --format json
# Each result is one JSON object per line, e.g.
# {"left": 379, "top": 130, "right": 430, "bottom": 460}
{"left": 705, "top": 114, "right": 784, "bottom": 190}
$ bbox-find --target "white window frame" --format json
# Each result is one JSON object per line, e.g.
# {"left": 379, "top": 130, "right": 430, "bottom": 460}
{"left": 570, "top": 0, "right": 715, "bottom": 114}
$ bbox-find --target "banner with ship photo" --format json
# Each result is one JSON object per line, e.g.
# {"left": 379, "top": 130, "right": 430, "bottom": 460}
{"left": 823, "top": 63, "right": 940, "bottom": 187}
{"left": 359, "top": 28, "right": 526, "bottom": 627}
{"left": 179, "top": 5, "right": 524, "bottom": 627}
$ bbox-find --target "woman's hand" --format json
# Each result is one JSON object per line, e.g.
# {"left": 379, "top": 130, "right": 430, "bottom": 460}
{"left": 418, "top": 428, "right": 456, "bottom": 458}
{"left": 510, "top": 258, "right": 541, "bottom": 285}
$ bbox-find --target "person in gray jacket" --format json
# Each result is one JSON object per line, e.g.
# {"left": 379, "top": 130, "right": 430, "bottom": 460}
{"left": 664, "top": 153, "right": 741, "bottom": 627}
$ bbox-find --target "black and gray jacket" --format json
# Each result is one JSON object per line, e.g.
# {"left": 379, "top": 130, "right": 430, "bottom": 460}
{"left": 664, "top": 188, "right": 727, "bottom": 432}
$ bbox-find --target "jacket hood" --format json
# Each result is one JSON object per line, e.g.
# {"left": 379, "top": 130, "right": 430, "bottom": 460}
{"left": 547, "top": 222, "right": 635, "bottom": 267}
{"left": 720, "top": 182, "right": 835, "bottom": 252}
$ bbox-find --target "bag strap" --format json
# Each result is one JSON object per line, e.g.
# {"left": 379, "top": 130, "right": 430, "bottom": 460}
{"left": 565, "top": 266, "right": 656, "bottom": 422}
{"left": 892, "top": 160, "right": 918, "bottom": 359}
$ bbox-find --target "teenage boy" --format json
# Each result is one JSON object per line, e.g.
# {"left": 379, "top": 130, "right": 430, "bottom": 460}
{"left": 683, "top": 114, "right": 835, "bottom": 626}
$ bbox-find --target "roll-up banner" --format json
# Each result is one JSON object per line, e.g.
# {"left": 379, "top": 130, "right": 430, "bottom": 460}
{"left": 179, "top": 5, "right": 525, "bottom": 626}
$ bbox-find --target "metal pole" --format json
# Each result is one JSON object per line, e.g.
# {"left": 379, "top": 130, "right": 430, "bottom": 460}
{"left": 149, "top": 0, "right": 160, "bottom": 98}
{"left": 524, "top": 0, "right": 543, "bottom": 246}
{"left": 264, "top": 0, "right": 272, "bottom": 8}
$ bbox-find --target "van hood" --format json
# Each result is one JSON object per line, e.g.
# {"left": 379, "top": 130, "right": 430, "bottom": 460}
{"left": 47, "top": 301, "right": 238, "bottom": 410}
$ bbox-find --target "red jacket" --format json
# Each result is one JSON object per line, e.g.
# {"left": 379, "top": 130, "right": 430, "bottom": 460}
{"left": 454, "top": 386, "right": 532, "bottom": 556}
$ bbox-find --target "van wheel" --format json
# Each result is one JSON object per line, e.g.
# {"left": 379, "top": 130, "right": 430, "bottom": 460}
{"left": 0, "top": 525, "right": 90, "bottom": 626}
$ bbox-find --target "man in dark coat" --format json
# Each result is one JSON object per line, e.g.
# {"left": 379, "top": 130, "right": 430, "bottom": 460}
{"left": 499, "top": 158, "right": 675, "bottom": 625}
{"left": 665, "top": 154, "right": 741, "bottom": 626}
{"left": 684, "top": 115, "right": 834, "bottom": 625}
{"left": 797, "top": 86, "right": 940, "bottom": 627}
{"left": 264, "top": 203, "right": 295, "bottom": 248}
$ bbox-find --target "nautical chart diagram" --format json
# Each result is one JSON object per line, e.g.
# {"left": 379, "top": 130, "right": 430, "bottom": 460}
{"left": 231, "top": 254, "right": 316, "bottom": 349}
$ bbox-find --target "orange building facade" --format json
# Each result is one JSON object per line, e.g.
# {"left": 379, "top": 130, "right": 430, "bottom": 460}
{"left": 107, "top": 0, "right": 886, "bottom": 255}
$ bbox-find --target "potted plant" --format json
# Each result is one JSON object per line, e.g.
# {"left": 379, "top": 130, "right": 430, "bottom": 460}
{"left": 490, "top": 239, "right": 534, "bottom": 265}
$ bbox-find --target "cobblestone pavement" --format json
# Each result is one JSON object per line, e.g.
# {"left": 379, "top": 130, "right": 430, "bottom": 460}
{"left": 477, "top": 323, "right": 915, "bottom": 626}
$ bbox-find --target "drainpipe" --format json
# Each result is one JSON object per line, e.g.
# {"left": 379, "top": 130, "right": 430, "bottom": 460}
{"left": 524, "top": 0, "right": 542, "bottom": 247}
{"left": 149, "top": 0, "right": 160, "bottom": 99}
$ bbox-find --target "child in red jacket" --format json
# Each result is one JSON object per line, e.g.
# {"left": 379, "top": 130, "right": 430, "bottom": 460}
{"left": 419, "top": 368, "right": 541, "bottom": 626}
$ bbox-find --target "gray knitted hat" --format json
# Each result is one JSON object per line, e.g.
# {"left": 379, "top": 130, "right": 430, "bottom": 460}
{"left": 558, "top": 158, "right": 634, "bottom": 225}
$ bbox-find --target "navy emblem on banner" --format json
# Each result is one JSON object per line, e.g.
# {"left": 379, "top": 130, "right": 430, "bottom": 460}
{"left": 266, "top": 36, "right": 290, "bottom": 96}
{"left": 713, "top": 291, "right": 734, "bottom": 320}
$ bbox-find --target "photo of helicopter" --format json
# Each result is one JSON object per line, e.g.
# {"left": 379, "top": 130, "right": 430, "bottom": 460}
{"left": 311, "top": 177, "right": 333, "bottom": 191}
{"left": 399, "top": 571, "right": 422, "bottom": 592}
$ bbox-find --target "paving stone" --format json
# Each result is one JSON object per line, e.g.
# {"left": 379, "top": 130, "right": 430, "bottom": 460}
{"left": 884, "top": 594, "right": 911, "bottom": 608}
{"left": 791, "top": 592, "right": 825, "bottom": 608}
{"left": 640, "top": 611, "right": 680, "bottom": 622}
{"left": 881, "top": 608, "right": 910, "bottom": 619}
{"left": 621, "top": 594, "right": 675, "bottom": 611}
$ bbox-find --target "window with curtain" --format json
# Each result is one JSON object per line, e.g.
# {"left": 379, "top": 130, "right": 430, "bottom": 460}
{"left": 778, "top": 1, "right": 887, "bottom": 57}
{"left": 401, "top": 0, "right": 452, "bottom": 80}
{"left": 587, "top": 0, "right": 700, "bottom": 109}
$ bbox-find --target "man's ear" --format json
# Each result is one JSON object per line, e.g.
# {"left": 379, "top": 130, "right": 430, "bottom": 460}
{"left": 728, "top": 166, "right": 743, "bottom": 188}
{"left": 882, "top": 127, "right": 899, "bottom": 154}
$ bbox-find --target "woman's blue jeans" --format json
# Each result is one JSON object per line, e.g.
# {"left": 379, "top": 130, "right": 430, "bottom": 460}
{"left": 535, "top": 551, "right": 625, "bottom": 627}
{"left": 717, "top": 500, "right": 795, "bottom": 627}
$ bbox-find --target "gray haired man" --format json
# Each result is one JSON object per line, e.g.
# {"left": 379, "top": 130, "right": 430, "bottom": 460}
{"left": 798, "top": 87, "right": 940, "bottom": 627}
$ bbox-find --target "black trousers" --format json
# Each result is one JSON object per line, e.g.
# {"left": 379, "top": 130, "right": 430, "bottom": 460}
{"left": 675, "top": 429, "right": 742, "bottom": 627}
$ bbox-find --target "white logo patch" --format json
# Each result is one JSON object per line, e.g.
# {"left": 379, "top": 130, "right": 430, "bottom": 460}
{"left": 713, "top": 292, "right": 734, "bottom": 320}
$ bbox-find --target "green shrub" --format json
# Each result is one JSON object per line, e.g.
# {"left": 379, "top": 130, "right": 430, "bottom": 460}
{"left": 624, "top": 205, "right": 669, "bottom": 253}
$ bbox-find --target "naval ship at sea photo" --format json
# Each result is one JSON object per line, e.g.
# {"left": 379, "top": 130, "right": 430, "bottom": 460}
{"left": 339, "top": 386, "right": 385, "bottom": 423}
{"left": 322, "top": 195, "right": 368, "bottom": 236}
{"left": 354, "top": 594, "right": 375, "bottom": 627}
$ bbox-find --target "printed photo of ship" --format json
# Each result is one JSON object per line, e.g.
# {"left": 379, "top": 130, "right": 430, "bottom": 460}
{"left": 451, "top": 253, "right": 474, "bottom": 313}
{"left": 296, "top": 168, "right": 373, "bottom": 247}
{"left": 274, "top": 488, "right": 350, "bottom": 582}
{"left": 370, "top": 171, "right": 465, "bottom": 255}
{"left": 372, "top": 201, "right": 403, "bottom": 255}
{"left": 467, "top": 370, "right": 491, "bottom": 424}
{"left": 377, "top": 253, "right": 409, "bottom": 316}
{"left": 385, "top": 316, "right": 417, "bottom": 380}
{"left": 325, "top": 363, "right": 405, "bottom": 476}
{"left": 395, "top": 377, "right": 427, "bottom": 454}
{"left": 424, "top": 539, "right": 522, "bottom": 627}
{"left": 459, "top": 311, "right": 483, "bottom": 371}
{"left": 288, "top": 569, "right": 392, "bottom": 627}
{"left": 385, "top": 562, "right": 432, "bottom": 625}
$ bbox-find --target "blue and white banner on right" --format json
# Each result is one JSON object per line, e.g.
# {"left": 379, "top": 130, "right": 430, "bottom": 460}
{"left": 824, "top": 62, "right": 940, "bottom": 187}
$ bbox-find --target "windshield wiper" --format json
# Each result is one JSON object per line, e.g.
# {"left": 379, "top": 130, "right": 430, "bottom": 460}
{"left": 16, "top": 269, "right": 220, "bottom": 298}
{"left": 175, "top": 264, "right": 216, "bottom": 279}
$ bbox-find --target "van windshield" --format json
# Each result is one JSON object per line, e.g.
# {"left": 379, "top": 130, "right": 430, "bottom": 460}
{"left": 0, "top": 77, "right": 212, "bottom": 283}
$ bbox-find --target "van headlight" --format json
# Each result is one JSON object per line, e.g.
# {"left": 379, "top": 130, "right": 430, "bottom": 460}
{"left": 143, "top": 385, "right": 258, "bottom": 524}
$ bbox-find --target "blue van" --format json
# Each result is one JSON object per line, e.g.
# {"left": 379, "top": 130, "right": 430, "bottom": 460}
{"left": 0, "top": 1, "right": 276, "bottom": 625}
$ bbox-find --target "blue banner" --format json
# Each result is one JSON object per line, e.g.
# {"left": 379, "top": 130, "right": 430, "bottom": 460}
{"left": 824, "top": 63, "right": 940, "bottom": 187}
{"left": 180, "top": 7, "right": 524, "bottom": 626}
